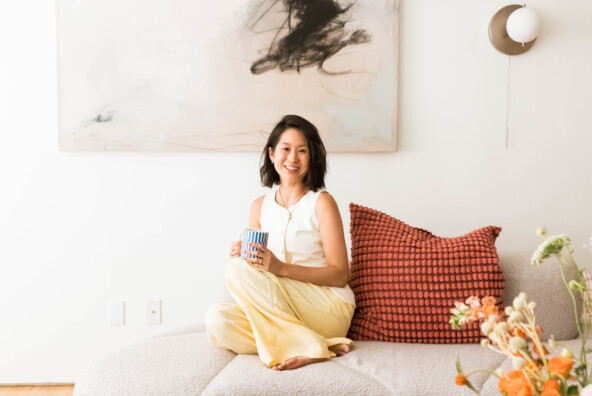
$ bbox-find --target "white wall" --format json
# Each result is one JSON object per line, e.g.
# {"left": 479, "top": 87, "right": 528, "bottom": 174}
{"left": 1, "top": 0, "right": 591, "bottom": 384}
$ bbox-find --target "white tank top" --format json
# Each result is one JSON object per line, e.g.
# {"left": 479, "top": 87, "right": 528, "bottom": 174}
{"left": 260, "top": 188, "right": 355, "bottom": 306}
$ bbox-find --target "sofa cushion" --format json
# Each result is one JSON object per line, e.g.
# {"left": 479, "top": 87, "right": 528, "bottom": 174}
{"left": 336, "top": 340, "right": 507, "bottom": 395}
{"left": 499, "top": 252, "right": 578, "bottom": 340}
{"left": 202, "top": 354, "right": 391, "bottom": 396}
{"left": 74, "top": 327, "right": 506, "bottom": 396}
{"left": 347, "top": 203, "right": 504, "bottom": 343}
{"left": 73, "top": 332, "right": 235, "bottom": 396}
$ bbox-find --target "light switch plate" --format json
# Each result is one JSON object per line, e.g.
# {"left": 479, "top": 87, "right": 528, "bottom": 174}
{"left": 146, "top": 300, "right": 161, "bottom": 324}
{"left": 109, "top": 300, "right": 125, "bottom": 326}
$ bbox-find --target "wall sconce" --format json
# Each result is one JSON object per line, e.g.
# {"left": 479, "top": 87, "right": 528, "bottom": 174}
{"left": 489, "top": 4, "right": 540, "bottom": 55}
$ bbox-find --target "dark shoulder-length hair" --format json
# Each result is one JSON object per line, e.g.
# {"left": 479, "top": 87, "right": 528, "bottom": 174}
{"left": 260, "top": 115, "right": 327, "bottom": 191}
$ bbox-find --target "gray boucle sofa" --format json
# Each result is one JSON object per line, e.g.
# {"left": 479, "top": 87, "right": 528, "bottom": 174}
{"left": 73, "top": 255, "right": 579, "bottom": 395}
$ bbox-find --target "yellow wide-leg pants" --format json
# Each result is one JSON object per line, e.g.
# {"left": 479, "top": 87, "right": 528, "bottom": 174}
{"left": 205, "top": 258, "right": 355, "bottom": 367}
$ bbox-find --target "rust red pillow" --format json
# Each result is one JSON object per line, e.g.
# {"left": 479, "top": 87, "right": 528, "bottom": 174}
{"left": 347, "top": 203, "right": 504, "bottom": 343}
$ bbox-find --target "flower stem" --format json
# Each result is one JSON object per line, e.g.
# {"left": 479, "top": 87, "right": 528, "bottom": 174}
{"left": 559, "top": 251, "right": 588, "bottom": 386}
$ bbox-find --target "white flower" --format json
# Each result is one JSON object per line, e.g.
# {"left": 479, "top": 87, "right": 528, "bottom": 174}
{"left": 497, "top": 322, "right": 510, "bottom": 334}
{"left": 509, "top": 337, "right": 527, "bottom": 352}
{"left": 531, "top": 234, "right": 572, "bottom": 266}
{"left": 481, "top": 339, "right": 490, "bottom": 347}
{"left": 451, "top": 302, "right": 469, "bottom": 315}
{"left": 465, "top": 296, "right": 480, "bottom": 307}
{"left": 512, "top": 357, "right": 526, "bottom": 370}
{"left": 494, "top": 367, "right": 504, "bottom": 377}
{"left": 549, "top": 336, "right": 558, "bottom": 349}
{"left": 481, "top": 322, "right": 493, "bottom": 335}
{"left": 513, "top": 295, "right": 526, "bottom": 310}
{"left": 508, "top": 311, "right": 524, "bottom": 323}
{"left": 561, "top": 348, "right": 574, "bottom": 358}
{"left": 504, "top": 306, "right": 514, "bottom": 316}
{"left": 536, "top": 227, "right": 547, "bottom": 237}
{"left": 488, "top": 332, "right": 500, "bottom": 344}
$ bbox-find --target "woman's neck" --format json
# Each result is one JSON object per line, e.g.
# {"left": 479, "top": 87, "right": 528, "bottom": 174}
{"left": 277, "top": 183, "right": 309, "bottom": 208}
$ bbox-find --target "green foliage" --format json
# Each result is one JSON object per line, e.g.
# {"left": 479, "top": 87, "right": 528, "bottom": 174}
{"left": 576, "top": 363, "right": 588, "bottom": 385}
{"left": 450, "top": 316, "right": 464, "bottom": 330}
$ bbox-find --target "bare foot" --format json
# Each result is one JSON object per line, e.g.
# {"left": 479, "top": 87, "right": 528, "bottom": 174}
{"left": 271, "top": 356, "right": 326, "bottom": 371}
{"left": 329, "top": 343, "right": 351, "bottom": 357}
{"left": 271, "top": 344, "right": 351, "bottom": 371}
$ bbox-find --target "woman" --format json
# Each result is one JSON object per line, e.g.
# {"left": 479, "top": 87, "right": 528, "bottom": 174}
{"left": 206, "top": 114, "right": 355, "bottom": 370}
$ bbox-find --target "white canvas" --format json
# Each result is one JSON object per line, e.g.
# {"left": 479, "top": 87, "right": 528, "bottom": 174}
{"left": 56, "top": 0, "right": 398, "bottom": 151}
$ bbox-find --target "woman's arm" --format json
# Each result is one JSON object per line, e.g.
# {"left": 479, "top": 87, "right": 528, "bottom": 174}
{"left": 249, "top": 195, "right": 265, "bottom": 230}
{"left": 249, "top": 192, "right": 350, "bottom": 288}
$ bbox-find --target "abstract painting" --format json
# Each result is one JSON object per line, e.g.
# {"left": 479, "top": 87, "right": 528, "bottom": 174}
{"left": 56, "top": 0, "right": 398, "bottom": 151}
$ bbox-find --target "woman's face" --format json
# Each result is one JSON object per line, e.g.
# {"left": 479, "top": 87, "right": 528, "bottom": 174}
{"left": 269, "top": 128, "right": 310, "bottom": 185}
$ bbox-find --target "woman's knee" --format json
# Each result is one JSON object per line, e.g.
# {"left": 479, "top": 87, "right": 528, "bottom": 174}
{"left": 205, "top": 304, "right": 226, "bottom": 338}
{"left": 225, "top": 258, "right": 256, "bottom": 287}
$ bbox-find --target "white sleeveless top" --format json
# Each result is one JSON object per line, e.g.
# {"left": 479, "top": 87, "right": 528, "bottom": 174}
{"left": 260, "top": 188, "right": 355, "bottom": 306}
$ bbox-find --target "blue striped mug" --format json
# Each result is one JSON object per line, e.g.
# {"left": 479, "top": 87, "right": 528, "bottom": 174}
{"left": 240, "top": 229, "right": 269, "bottom": 260}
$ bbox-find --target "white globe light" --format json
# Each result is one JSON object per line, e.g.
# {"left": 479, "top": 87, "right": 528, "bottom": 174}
{"left": 506, "top": 7, "right": 540, "bottom": 43}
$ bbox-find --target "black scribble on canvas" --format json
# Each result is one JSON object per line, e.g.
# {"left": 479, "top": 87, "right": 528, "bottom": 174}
{"left": 94, "top": 111, "right": 115, "bottom": 123}
{"left": 249, "top": 0, "right": 371, "bottom": 75}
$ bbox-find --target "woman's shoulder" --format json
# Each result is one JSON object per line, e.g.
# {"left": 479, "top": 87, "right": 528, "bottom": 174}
{"left": 315, "top": 190, "right": 339, "bottom": 214}
{"left": 316, "top": 190, "right": 335, "bottom": 204}
{"left": 251, "top": 194, "right": 266, "bottom": 210}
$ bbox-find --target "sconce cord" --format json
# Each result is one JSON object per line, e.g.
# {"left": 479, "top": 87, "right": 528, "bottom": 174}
{"left": 506, "top": 55, "right": 511, "bottom": 149}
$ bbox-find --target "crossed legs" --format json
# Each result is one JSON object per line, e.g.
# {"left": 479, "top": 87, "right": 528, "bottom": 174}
{"left": 206, "top": 258, "right": 354, "bottom": 369}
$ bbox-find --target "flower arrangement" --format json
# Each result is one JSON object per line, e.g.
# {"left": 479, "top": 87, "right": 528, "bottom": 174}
{"left": 450, "top": 228, "right": 592, "bottom": 396}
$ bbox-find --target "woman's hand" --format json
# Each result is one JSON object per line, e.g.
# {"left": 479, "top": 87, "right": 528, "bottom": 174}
{"left": 230, "top": 240, "right": 242, "bottom": 259}
{"left": 244, "top": 243, "right": 282, "bottom": 275}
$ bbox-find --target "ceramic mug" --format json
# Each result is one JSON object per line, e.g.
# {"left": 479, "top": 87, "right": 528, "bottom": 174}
{"left": 240, "top": 229, "right": 269, "bottom": 260}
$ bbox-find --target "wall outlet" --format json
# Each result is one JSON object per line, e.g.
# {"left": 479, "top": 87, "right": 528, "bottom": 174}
{"left": 146, "top": 300, "right": 161, "bottom": 324}
{"left": 109, "top": 300, "right": 125, "bottom": 326}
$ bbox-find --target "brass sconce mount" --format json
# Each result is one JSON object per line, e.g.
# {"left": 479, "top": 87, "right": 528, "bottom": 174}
{"left": 489, "top": 5, "right": 536, "bottom": 55}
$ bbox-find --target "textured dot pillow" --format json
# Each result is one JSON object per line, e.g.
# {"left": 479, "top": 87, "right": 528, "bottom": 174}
{"left": 347, "top": 203, "right": 505, "bottom": 343}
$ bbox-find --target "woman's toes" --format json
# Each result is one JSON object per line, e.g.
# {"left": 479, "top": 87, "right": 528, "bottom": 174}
{"left": 329, "top": 343, "right": 351, "bottom": 356}
{"left": 271, "top": 356, "right": 325, "bottom": 371}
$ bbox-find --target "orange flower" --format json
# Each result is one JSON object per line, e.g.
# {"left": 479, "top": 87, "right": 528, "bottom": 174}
{"left": 541, "top": 387, "right": 561, "bottom": 396}
{"left": 498, "top": 370, "right": 533, "bottom": 396}
{"left": 455, "top": 374, "right": 467, "bottom": 386}
{"left": 548, "top": 356, "right": 573, "bottom": 377}
{"left": 512, "top": 328, "right": 527, "bottom": 339}
{"left": 484, "top": 304, "right": 500, "bottom": 316}
{"left": 469, "top": 307, "right": 482, "bottom": 320}
{"left": 543, "top": 378, "right": 559, "bottom": 390}
{"left": 532, "top": 343, "right": 549, "bottom": 357}
{"left": 482, "top": 296, "right": 496, "bottom": 306}
{"left": 540, "top": 378, "right": 560, "bottom": 396}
